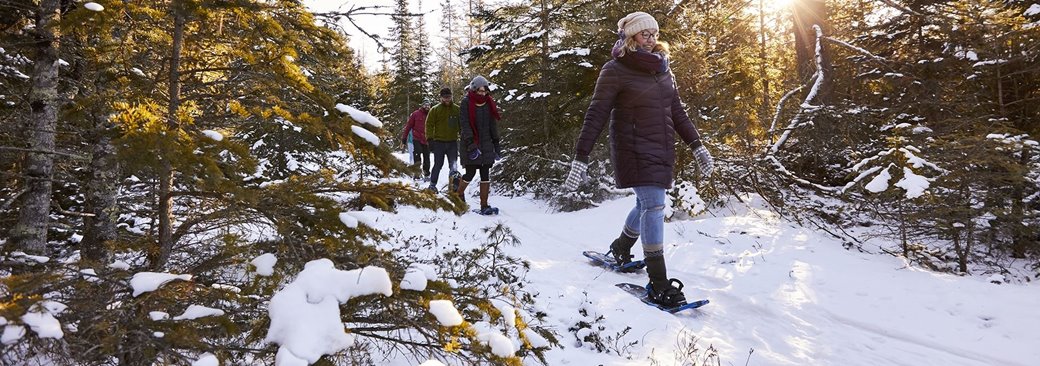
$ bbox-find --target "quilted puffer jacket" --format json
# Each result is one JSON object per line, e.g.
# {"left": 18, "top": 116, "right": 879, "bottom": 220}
{"left": 574, "top": 59, "right": 704, "bottom": 189}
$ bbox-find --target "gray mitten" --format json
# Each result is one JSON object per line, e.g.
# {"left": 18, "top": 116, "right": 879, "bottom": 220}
{"left": 693, "top": 145, "right": 714, "bottom": 176}
{"left": 563, "top": 160, "right": 589, "bottom": 191}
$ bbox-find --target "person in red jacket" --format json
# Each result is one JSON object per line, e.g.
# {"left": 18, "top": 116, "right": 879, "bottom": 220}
{"left": 562, "top": 12, "right": 714, "bottom": 308}
{"left": 401, "top": 102, "right": 431, "bottom": 179}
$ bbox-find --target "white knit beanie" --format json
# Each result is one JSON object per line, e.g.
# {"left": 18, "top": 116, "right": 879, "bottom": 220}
{"left": 617, "top": 12, "right": 659, "bottom": 38}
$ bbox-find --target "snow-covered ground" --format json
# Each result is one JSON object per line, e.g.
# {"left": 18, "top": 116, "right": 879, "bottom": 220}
{"left": 375, "top": 160, "right": 1040, "bottom": 365}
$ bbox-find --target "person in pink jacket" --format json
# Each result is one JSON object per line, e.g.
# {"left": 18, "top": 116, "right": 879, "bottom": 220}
{"left": 401, "top": 102, "right": 431, "bottom": 179}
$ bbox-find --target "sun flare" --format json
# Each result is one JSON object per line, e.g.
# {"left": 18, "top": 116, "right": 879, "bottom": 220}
{"left": 762, "top": 0, "right": 796, "bottom": 14}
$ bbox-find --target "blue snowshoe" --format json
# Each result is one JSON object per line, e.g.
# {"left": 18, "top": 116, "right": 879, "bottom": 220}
{"left": 474, "top": 206, "right": 499, "bottom": 215}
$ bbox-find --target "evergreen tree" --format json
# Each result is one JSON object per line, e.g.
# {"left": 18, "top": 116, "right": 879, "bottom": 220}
{"left": 9, "top": 0, "right": 61, "bottom": 256}
{"left": 0, "top": 1, "right": 557, "bottom": 364}
{"left": 762, "top": 0, "right": 1040, "bottom": 270}
{"left": 414, "top": 0, "right": 436, "bottom": 97}
{"left": 465, "top": 0, "right": 666, "bottom": 205}
{"left": 388, "top": 0, "right": 422, "bottom": 129}
{"left": 438, "top": 0, "right": 468, "bottom": 91}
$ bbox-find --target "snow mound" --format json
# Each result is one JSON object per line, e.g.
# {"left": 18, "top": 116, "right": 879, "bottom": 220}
{"left": 192, "top": 353, "right": 218, "bottom": 366}
{"left": 402, "top": 264, "right": 438, "bottom": 291}
{"left": 130, "top": 272, "right": 192, "bottom": 297}
{"left": 173, "top": 305, "right": 225, "bottom": 320}
{"left": 428, "top": 300, "right": 463, "bottom": 326}
{"left": 472, "top": 321, "right": 516, "bottom": 357}
{"left": 201, "top": 130, "right": 223, "bottom": 141}
{"left": 335, "top": 104, "right": 383, "bottom": 128}
{"left": 251, "top": 253, "right": 278, "bottom": 276}
{"left": 895, "top": 167, "right": 929, "bottom": 199}
{"left": 865, "top": 166, "right": 892, "bottom": 193}
{"left": 351, "top": 125, "right": 380, "bottom": 146}
{"left": 264, "top": 259, "right": 392, "bottom": 364}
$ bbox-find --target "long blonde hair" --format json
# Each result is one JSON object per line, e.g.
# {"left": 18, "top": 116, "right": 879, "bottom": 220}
{"left": 616, "top": 36, "right": 669, "bottom": 58}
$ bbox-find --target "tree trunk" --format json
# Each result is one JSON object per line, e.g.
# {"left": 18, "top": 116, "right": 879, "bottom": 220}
{"left": 790, "top": 0, "right": 832, "bottom": 106}
{"left": 82, "top": 116, "right": 119, "bottom": 262}
{"left": 539, "top": 0, "right": 550, "bottom": 144}
{"left": 1010, "top": 148, "right": 1028, "bottom": 258}
{"left": 900, "top": 203, "right": 908, "bottom": 257}
{"left": 155, "top": 4, "right": 185, "bottom": 268}
{"left": 962, "top": 222, "right": 973, "bottom": 274}
{"left": 11, "top": 0, "right": 61, "bottom": 255}
{"left": 793, "top": 0, "right": 829, "bottom": 82}
{"left": 952, "top": 228, "right": 964, "bottom": 272}
{"left": 758, "top": 0, "right": 772, "bottom": 131}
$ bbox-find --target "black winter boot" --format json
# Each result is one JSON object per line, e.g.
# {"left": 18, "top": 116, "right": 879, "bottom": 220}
{"left": 644, "top": 255, "right": 686, "bottom": 307}
{"left": 449, "top": 171, "right": 461, "bottom": 192}
{"left": 608, "top": 233, "right": 637, "bottom": 266}
{"left": 647, "top": 279, "right": 687, "bottom": 308}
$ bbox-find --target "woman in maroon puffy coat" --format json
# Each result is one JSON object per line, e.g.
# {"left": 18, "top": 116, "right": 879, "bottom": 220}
{"left": 563, "top": 12, "right": 714, "bottom": 308}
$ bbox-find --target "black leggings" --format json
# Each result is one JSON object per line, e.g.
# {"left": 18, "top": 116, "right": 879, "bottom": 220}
{"left": 412, "top": 143, "right": 430, "bottom": 176}
{"left": 462, "top": 164, "right": 493, "bottom": 182}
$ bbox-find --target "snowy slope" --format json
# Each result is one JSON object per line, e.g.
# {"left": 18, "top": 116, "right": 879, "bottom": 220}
{"left": 378, "top": 161, "right": 1040, "bottom": 365}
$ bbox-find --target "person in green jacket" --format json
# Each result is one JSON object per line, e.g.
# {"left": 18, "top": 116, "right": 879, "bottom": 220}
{"left": 424, "top": 87, "right": 462, "bottom": 192}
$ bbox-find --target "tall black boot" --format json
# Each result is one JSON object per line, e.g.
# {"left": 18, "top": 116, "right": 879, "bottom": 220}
{"left": 644, "top": 254, "right": 669, "bottom": 290}
{"left": 645, "top": 253, "right": 686, "bottom": 307}
{"left": 608, "top": 233, "right": 637, "bottom": 265}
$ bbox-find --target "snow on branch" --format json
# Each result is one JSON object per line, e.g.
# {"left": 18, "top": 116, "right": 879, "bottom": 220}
{"left": 765, "top": 23, "right": 827, "bottom": 153}
{"left": 822, "top": 37, "right": 888, "bottom": 63}
{"left": 876, "top": 0, "right": 926, "bottom": 17}
{"left": 764, "top": 156, "right": 843, "bottom": 192}
{"left": 511, "top": 31, "right": 545, "bottom": 46}
{"left": 803, "top": 25, "right": 828, "bottom": 109}
{"left": 768, "top": 85, "right": 806, "bottom": 141}
{"left": 548, "top": 48, "right": 590, "bottom": 59}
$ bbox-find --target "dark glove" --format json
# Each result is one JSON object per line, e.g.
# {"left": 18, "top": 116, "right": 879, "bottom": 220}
{"left": 468, "top": 148, "right": 481, "bottom": 160}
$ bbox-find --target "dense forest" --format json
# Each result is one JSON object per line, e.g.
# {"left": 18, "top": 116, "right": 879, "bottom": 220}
{"left": 1, "top": 0, "right": 1037, "bottom": 364}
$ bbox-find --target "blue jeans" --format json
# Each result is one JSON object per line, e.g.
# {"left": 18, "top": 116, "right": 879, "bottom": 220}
{"left": 429, "top": 140, "right": 458, "bottom": 186}
{"left": 623, "top": 186, "right": 666, "bottom": 257}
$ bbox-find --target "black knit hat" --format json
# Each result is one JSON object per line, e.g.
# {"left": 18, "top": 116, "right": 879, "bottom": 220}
{"left": 439, "top": 87, "right": 452, "bottom": 97}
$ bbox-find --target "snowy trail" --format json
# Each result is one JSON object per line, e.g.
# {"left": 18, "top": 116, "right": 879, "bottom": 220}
{"left": 377, "top": 169, "right": 1040, "bottom": 365}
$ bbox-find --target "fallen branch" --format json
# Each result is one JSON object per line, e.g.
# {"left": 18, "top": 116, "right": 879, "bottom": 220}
{"left": 767, "top": 85, "right": 805, "bottom": 141}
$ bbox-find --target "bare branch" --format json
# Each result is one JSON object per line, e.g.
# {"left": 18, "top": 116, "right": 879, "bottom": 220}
{"left": 875, "top": 0, "right": 926, "bottom": 17}
{"left": 0, "top": 146, "right": 89, "bottom": 160}
{"left": 1, "top": 187, "right": 29, "bottom": 211}
{"left": 767, "top": 85, "right": 805, "bottom": 141}
{"left": 822, "top": 37, "right": 887, "bottom": 63}
{"left": 313, "top": 4, "right": 425, "bottom": 55}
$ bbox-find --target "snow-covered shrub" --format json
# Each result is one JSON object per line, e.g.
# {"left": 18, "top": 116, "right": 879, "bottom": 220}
{"left": 566, "top": 294, "right": 637, "bottom": 357}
